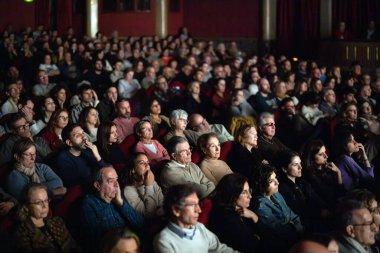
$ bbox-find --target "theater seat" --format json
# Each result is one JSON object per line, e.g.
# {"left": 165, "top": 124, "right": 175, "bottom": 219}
{"left": 118, "top": 134, "right": 138, "bottom": 157}
{"left": 220, "top": 141, "right": 233, "bottom": 162}
{"left": 198, "top": 198, "right": 213, "bottom": 227}
{"left": 191, "top": 149, "right": 202, "bottom": 165}
{"left": 51, "top": 184, "right": 85, "bottom": 221}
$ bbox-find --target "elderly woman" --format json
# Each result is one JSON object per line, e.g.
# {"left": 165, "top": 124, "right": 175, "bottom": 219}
{"left": 197, "top": 132, "right": 233, "bottom": 185}
{"left": 142, "top": 98, "right": 171, "bottom": 139}
{"left": 134, "top": 120, "right": 169, "bottom": 170}
{"left": 78, "top": 106, "right": 99, "bottom": 143}
{"left": 278, "top": 151, "right": 330, "bottom": 232}
{"left": 5, "top": 138, "right": 66, "bottom": 200}
{"left": 14, "top": 183, "right": 78, "bottom": 253}
{"left": 208, "top": 173, "right": 260, "bottom": 253}
{"left": 41, "top": 108, "right": 69, "bottom": 153}
{"left": 302, "top": 139, "right": 345, "bottom": 207}
{"left": 123, "top": 153, "right": 164, "bottom": 219}
{"left": 163, "top": 109, "right": 201, "bottom": 147}
{"left": 252, "top": 165, "right": 303, "bottom": 252}
{"left": 228, "top": 124, "right": 268, "bottom": 186}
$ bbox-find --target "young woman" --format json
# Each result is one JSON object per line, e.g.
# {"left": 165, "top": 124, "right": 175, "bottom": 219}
{"left": 30, "top": 97, "right": 56, "bottom": 136}
{"left": 78, "top": 106, "right": 99, "bottom": 143}
{"left": 41, "top": 108, "right": 69, "bottom": 152}
{"left": 14, "top": 183, "right": 78, "bottom": 253}
{"left": 208, "top": 173, "right": 260, "bottom": 253}
{"left": 198, "top": 132, "right": 233, "bottom": 185}
{"left": 142, "top": 98, "right": 171, "bottom": 139}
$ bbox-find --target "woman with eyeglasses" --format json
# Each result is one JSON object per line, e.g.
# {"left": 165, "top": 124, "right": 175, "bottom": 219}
{"left": 252, "top": 165, "right": 303, "bottom": 253}
{"left": 134, "top": 120, "right": 170, "bottom": 171}
{"left": 198, "top": 132, "right": 233, "bottom": 185}
{"left": 5, "top": 138, "right": 66, "bottom": 200}
{"left": 14, "top": 183, "right": 79, "bottom": 253}
{"left": 278, "top": 150, "right": 330, "bottom": 232}
{"left": 301, "top": 139, "right": 345, "bottom": 207}
{"left": 123, "top": 153, "right": 164, "bottom": 218}
{"left": 228, "top": 124, "right": 268, "bottom": 187}
{"left": 208, "top": 173, "right": 261, "bottom": 253}
{"left": 41, "top": 108, "right": 69, "bottom": 153}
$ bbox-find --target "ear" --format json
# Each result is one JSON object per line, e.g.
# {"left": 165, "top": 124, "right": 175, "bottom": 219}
{"left": 346, "top": 225, "right": 355, "bottom": 238}
{"left": 170, "top": 152, "right": 177, "bottom": 160}
{"left": 93, "top": 181, "right": 101, "bottom": 191}
{"left": 171, "top": 206, "right": 181, "bottom": 218}
{"left": 65, "top": 139, "right": 72, "bottom": 147}
{"left": 14, "top": 154, "right": 20, "bottom": 162}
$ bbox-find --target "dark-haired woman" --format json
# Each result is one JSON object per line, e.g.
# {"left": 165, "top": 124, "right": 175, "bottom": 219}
{"left": 41, "top": 108, "right": 69, "bottom": 153}
{"left": 208, "top": 173, "right": 260, "bottom": 253}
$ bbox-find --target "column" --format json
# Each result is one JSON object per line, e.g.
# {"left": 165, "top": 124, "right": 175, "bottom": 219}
{"left": 155, "top": 0, "right": 168, "bottom": 38}
{"left": 262, "top": 0, "right": 276, "bottom": 41}
{"left": 320, "top": 0, "right": 332, "bottom": 39}
{"left": 86, "top": 0, "right": 98, "bottom": 38}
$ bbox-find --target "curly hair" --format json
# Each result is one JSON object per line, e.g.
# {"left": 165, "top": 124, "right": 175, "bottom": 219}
{"left": 253, "top": 165, "right": 277, "bottom": 196}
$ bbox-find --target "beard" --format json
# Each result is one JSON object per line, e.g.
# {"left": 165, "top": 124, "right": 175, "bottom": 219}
{"left": 120, "top": 113, "right": 131, "bottom": 119}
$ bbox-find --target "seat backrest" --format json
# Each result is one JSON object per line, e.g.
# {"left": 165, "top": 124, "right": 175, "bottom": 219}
{"left": 220, "top": 141, "right": 233, "bottom": 162}
{"left": 51, "top": 184, "right": 86, "bottom": 220}
{"left": 118, "top": 134, "right": 138, "bottom": 156}
{"left": 198, "top": 198, "right": 213, "bottom": 227}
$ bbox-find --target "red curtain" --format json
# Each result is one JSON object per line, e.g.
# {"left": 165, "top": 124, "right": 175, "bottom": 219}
{"left": 299, "top": 0, "right": 319, "bottom": 41}
{"left": 35, "top": 0, "right": 51, "bottom": 28}
{"left": 277, "top": 0, "right": 296, "bottom": 53}
{"left": 56, "top": 0, "right": 73, "bottom": 35}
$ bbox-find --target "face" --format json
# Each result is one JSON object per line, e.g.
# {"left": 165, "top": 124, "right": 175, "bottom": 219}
{"left": 117, "top": 101, "right": 131, "bottom": 117}
{"left": 284, "top": 155, "right": 302, "bottom": 179}
{"left": 173, "top": 141, "right": 192, "bottom": 165}
{"left": 266, "top": 172, "right": 279, "bottom": 197}
{"left": 369, "top": 199, "right": 380, "bottom": 229}
{"left": 106, "top": 87, "right": 118, "bottom": 102}
{"left": 44, "top": 98, "right": 56, "bottom": 113}
{"left": 110, "top": 238, "right": 140, "bottom": 253}
{"left": 56, "top": 111, "right": 69, "bottom": 129}
{"left": 7, "top": 83, "right": 20, "bottom": 99}
{"left": 28, "top": 188, "right": 49, "bottom": 220}
{"left": 138, "top": 122, "right": 153, "bottom": 140}
{"left": 173, "top": 193, "right": 201, "bottom": 229}
{"left": 157, "top": 78, "right": 168, "bottom": 92}
{"left": 150, "top": 100, "right": 161, "bottom": 115}
{"left": 204, "top": 136, "right": 220, "bottom": 159}
{"left": 260, "top": 79, "right": 271, "bottom": 93}
{"left": 133, "top": 154, "right": 150, "bottom": 177}
{"left": 96, "top": 167, "right": 120, "bottom": 203}
{"left": 260, "top": 117, "right": 276, "bottom": 138}
{"left": 361, "top": 85, "right": 372, "bottom": 97}
{"left": 189, "top": 82, "right": 200, "bottom": 95}
{"left": 345, "top": 134, "right": 359, "bottom": 154}
{"left": 125, "top": 71, "right": 134, "bottom": 80}
{"left": 314, "top": 146, "right": 328, "bottom": 166}
{"left": 108, "top": 125, "right": 119, "bottom": 144}
{"left": 191, "top": 115, "right": 209, "bottom": 132}
{"left": 13, "top": 117, "right": 32, "bottom": 138}
{"left": 86, "top": 108, "right": 98, "bottom": 125}
{"left": 242, "top": 126, "right": 258, "bottom": 147}
{"left": 81, "top": 89, "right": 93, "bottom": 103}
{"left": 67, "top": 126, "right": 86, "bottom": 150}
{"left": 38, "top": 71, "right": 49, "bottom": 85}
{"left": 345, "top": 105, "right": 357, "bottom": 121}
{"left": 351, "top": 208, "right": 376, "bottom": 247}
{"left": 283, "top": 101, "right": 295, "bottom": 115}
{"left": 360, "top": 102, "right": 372, "bottom": 116}
{"left": 275, "top": 82, "right": 287, "bottom": 95}
{"left": 18, "top": 145, "right": 36, "bottom": 168}
{"left": 174, "top": 117, "right": 188, "bottom": 131}
{"left": 314, "top": 80, "right": 323, "bottom": 92}
{"left": 324, "top": 90, "right": 336, "bottom": 104}
{"left": 236, "top": 182, "right": 252, "bottom": 209}
{"left": 216, "top": 80, "right": 226, "bottom": 93}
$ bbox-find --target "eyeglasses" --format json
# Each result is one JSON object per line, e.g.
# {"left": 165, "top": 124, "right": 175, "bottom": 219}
{"left": 15, "top": 123, "right": 30, "bottom": 131}
{"left": 23, "top": 152, "right": 36, "bottom": 158}
{"left": 30, "top": 198, "right": 50, "bottom": 207}
{"left": 136, "top": 160, "right": 150, "bottom": 167}
{"left": 178, "top": 118, "right": 188, "bottom": 124}
{"left": 58, "top": 115, "right": 69, "bottom": 121}
{"left": 369, "top": 206, "right": 380, "bottom": 214}
{"left": 177, "top": 147, "right": 193, "bottom": 155}
{"left": 263, "top": 122, "right": 275, "bottom": 127}
{"left": 241, "top": 188, "right": 252, "bottom": 196}
{"left": 184, "top": 202, "right": 200, "bottom": 209}
{"left": 352, "top": 220, "right": 376, "bottom": 228}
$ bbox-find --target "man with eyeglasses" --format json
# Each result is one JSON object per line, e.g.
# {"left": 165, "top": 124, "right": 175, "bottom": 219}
{"left": 188, "top": 113, "right": 233, "bottom": 144}
{"left": 32, "top": 70, "right": 56, "bottom": 97}
{"left": 335, "top": 198, "right": 377, "bottom": 253}
{"left": 160, "top": 136, "right": 215, "bottom": 199}
{"left": 154, "top": 184, "right": 239, "bottom": 253}
{"left": 0, "top": 112, "right": 51, "bottom": 166}
{"left": 257, "top": 112, "right": 292, "bottom": 168}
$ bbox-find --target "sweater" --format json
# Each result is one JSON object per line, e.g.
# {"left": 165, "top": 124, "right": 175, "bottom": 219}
{"left": 134, "top": 140, "right": 170, "bottom": 169}
{"left": 154, "top": 222, "right": 240, "bottom": 253}
{"left": 199, "top": 159, "right": 233, "bottom": 185}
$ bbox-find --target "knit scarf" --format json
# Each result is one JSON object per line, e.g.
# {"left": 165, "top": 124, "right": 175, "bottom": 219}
{"left": 15, "top": 162, "right": 40, "bottom": 183}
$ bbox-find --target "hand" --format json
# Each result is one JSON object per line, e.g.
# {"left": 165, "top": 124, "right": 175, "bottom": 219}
{"left": 52, "top": 187, "right": 67, "bottom": 196}
{"left": 91, "top": 89, "right": 98, "bottom": 101}
{"left": 325, "top": 162, "right": 339, "bottom": 173}
{"left": 0, "top": 202, "right": 15, "bottom": 216}
{"left": 356, "top": 143, "right": 367, "bottom": 157}
{"left": 113, "top": 183, "right": 123, "bottom": 206}
{"left": 144, "top": 170, "right": 155, "bottom": 186}
{"left": 84, "top": 140, "right": 101, "bottom": 161}
{"left": 262, "top": 159, "right": 269, "bottom": 165}
{"left": 21, "top": 107, "right": 34, "bottom": 123}
{"left": 236, "top": 207, "right": 259, "bottom": 223}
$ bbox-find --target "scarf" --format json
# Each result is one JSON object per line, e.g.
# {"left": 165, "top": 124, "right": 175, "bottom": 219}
{"left": 15, "top": 162, "right": 40, "bottom": 183}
